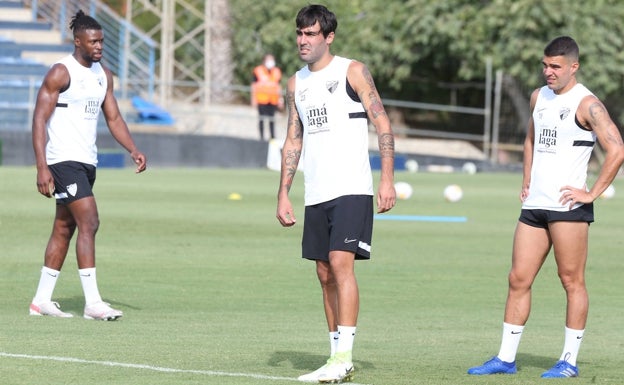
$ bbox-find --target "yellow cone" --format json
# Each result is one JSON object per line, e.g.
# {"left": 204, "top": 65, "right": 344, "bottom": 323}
{"left": 228, "top": 192, "right": 242, "bottom": 201}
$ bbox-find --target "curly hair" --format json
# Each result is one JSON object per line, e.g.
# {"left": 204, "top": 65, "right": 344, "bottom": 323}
{"left": 69, "top": 10, "right": 102, "bottom": 37}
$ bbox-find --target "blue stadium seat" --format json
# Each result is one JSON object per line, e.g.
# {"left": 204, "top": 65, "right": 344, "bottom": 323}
{"left": 131, "top": 96, "right": 175, "bottom": 125}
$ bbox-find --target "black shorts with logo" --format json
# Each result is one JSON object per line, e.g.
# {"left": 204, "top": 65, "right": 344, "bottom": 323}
{"left": 48, "top": 161, "right": 96, "bottom": 205}
{"left": 302, "top": 195, "right": 373, "bottom": 261}
{"left": 519, "top": 203, "right": 594, "bottom": 229}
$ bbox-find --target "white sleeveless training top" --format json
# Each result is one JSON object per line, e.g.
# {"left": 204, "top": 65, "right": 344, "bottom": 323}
{"left": 46, "top": 55, "right": 107, "bottom": 166}
{"left": 294, "top": 56, "right": 373, "bottom": 206}
{"left": 522, "top": 83, "right": 595, "bottom": 211}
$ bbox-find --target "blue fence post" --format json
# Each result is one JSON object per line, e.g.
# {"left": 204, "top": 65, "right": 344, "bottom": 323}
{"left": 31, "top": 0, "right": 38, "bottom": 21}
{"left": 89, "top": 0, "right": 96, "bottom": 18}
{"left": 59, "top": 0, "right": 67, "bottom": 41}
{"left": 148, "top": 46, "right": 155, "bottom": 99}
{"left": 118, "top": 21, "right": 127, "bottom": 99}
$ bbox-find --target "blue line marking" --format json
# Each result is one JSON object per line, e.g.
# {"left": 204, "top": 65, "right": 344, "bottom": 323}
{"left": 374, "top": 214, "right": 467, "bottom": 223}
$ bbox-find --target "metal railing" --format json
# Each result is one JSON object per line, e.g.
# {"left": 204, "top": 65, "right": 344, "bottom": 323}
{"left": 25, "top": 0, "right": 157, "bottom": 99}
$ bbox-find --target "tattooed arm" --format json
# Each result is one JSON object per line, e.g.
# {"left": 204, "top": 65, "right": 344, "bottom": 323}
{"left": 347, "top": 60, "right": 396, "bottom": 213}
{"left": 276, "top": 75, "right": 303, "bottom": 226}
{"left": 562, "top": 95, "right": 624, "bottom": 206}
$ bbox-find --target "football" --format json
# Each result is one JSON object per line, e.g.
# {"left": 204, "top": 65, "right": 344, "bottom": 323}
{"left": 395, "top": 181, "right": 413, "bottom": 200}
{"left": 443, "top": 184, "right": 463, "bottom": 202}
{"left": 462, "top": 162, "right": 477, "bottom": 174}
{"left": 405, "top": 159, "right": 419, "bottom": 173}
{"left": 601, "top": 184, "right": 615, "bottom": 199}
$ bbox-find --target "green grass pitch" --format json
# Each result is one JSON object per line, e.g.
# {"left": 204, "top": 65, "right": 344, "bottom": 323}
{"left": 0, "top": 166, "right": 623, "bottom": 384}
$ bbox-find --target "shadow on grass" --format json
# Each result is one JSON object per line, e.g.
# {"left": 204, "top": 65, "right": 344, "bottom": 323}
{"left": 515, "top": 352, "right": 585, "bottom": 372}
{"left": 55, "top": 296, "right": 141, "bottom": 314}
{"left": 268, "top": 350, "right": 375, "bottom": 371}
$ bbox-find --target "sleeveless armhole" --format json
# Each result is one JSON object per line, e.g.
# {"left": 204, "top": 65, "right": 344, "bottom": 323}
{"left": 58, "top": 64, "right": 71, "bottom": 94}
{"left": 346, "top": 77, "right": 360, "bottom": 103}
{"left": 574, "top": 114, "right": 592, "bottom": 132}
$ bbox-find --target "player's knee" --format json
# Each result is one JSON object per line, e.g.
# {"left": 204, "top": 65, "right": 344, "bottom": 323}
{"left": 507, "top": 270, "right": 533, "bottom": 291}
{"left": 316, "top": 262, "right": 334, "bottom": 286}
{"left": 78, "top": 216, "right": 100, "bottom": 235}
{"left": 558, "top": 271, "right": 585, "bottom": 292}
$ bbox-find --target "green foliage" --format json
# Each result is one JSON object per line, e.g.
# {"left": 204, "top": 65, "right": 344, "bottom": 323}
{"left": 106, "top": 0, "right": 624, "bottom": 124}
{"left": 229, "top": 2, "right": 298, "bottom": 89}
{"left": 452, "top": 0, "right": 624, "bottom": 96}
{"left": 230, "top": 0, "right": 624, "bottom": 122}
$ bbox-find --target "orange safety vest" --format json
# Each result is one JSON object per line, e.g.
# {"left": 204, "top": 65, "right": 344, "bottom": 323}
{"left": 253, "top": 65, "right": 282, "bottom": 105}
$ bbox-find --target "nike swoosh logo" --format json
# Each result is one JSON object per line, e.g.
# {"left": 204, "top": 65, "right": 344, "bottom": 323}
{"left": 576, "top": 336, "right": 583, "bottom": 339}
{"left": 511, "top": 331, "right": 522, "bottom": 334}
{"left": 46, "top": 273, "right": 58, "bottom": 277}
{"left": 344, "top": 238, "right": 357, "bottom": 243}
{"left": 80, "top": 274, "right": 91, "bottom": 277}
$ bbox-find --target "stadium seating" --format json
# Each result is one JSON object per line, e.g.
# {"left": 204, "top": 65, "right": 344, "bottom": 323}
{"left": 0, "top": 1, "right": 171, "bottom": 132}
{"left": 0, "top": 1, "right": 73, "bottom": 131}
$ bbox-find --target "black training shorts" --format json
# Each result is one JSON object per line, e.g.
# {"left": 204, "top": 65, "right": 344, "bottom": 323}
{"left": 302, "top": 195, "right": 373, "bottom": 261}
{"left": 48, "top": 161, "right": 96, "bottom": 205}
{"left": 518, "top": 203, "right": 594, "bottom": 229}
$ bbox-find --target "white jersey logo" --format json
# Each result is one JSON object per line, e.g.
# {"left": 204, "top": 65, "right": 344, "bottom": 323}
{"left": 559, "top": 107, "right": 570, "bottom": 120}
{"left": 67, "top": 183, "right": 78, "bottom": 197}
{"left": 326, "top": 80, "right": 339, "bottom": 94}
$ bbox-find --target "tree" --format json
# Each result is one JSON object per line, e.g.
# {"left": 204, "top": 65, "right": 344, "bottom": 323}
{"left": 228, "top": 0, "right": 624, "bottom": 132}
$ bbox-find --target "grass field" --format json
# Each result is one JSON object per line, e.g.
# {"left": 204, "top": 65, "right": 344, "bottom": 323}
{"left": 1, "top": 166, "right": 623, "bottom": 385}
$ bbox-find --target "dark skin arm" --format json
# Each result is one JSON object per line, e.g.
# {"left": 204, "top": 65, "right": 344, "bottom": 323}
{"left": 32, "top": 63, "right": 147, "bottom": 199}
{"left": 100, "top": 65, "right": 147, "bottom": 173}
{"left": 32, "top": 63, "right": 70, "bottom": 197}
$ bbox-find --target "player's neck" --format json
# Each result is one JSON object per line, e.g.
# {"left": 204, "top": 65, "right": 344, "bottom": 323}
{"left": 553, "top": 78, "right": 578, "bottom": 95}
{"left": 72, "top": 52, "right": 94, "bottom": 68}
{"left": 308, "top": 54, "right": 334, "bottom": 72}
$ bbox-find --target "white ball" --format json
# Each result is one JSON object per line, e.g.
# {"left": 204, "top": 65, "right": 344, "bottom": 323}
{"left": 462, "top": 162, "right": 477, "bottom": 174}
{"left": 601, "top": 184, "right": 615, "bottom": 199}
{"left": 395, "top": 181, "right": 413, "bottom": 200}
{"left": 443, "top": 184, "right": 463, "bottom": 202}
{"left": 405, "top": 159, "right": 419, "bottom": 173}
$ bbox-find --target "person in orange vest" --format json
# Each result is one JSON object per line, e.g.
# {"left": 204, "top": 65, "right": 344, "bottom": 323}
{"left": 252, "top": 54, "right": 283, "bottom": 140}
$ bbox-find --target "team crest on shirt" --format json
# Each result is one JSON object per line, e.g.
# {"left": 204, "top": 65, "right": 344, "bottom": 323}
{"left": 559, "top": 107, "right": 570, "bottom": 120}
{"left": 66, "top": 183, "right": 78, "bottom": 197}
{"left": 326, "top": 80, "right": 339, "bottom": 94}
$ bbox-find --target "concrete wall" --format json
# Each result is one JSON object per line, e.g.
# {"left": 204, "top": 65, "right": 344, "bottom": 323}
{"left": 0, "top": 131, "right": 270, "bottom": 168}
{"left": 1, "top": 130, "right": 504, "bottom": 172}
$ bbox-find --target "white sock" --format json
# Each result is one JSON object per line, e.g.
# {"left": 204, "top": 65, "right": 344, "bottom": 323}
{"left": 32, "top": 266, "right": 60, "bottom": 304}
{"left": 79, "top": 268, "right": 102, "bottom": 305}
{"left": 329, "top": 331, "right": 339, "bottom": 357}
{"left": 497, "top": 322, "right": 524, "bottom": 363}
{"left": 336, "top": 325, "right": 356, "bottom": 361}
{"left": 559, "top": 327, "right": 584, "bottom": 366}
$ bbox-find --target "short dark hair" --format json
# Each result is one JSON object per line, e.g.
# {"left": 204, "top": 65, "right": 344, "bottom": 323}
{"left": 544, "top": 36, "right": 579, "bottom": 61}
{"left": 69, "top": 10, "right": 102, "bottom": 37}
{"left": 296, "top": 4, "right": 337, "bottom": 38}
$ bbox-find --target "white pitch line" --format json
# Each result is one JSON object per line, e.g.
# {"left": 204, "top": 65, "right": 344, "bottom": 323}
{"left": 0, "top": 352, "right": 371, "bottom": 385}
